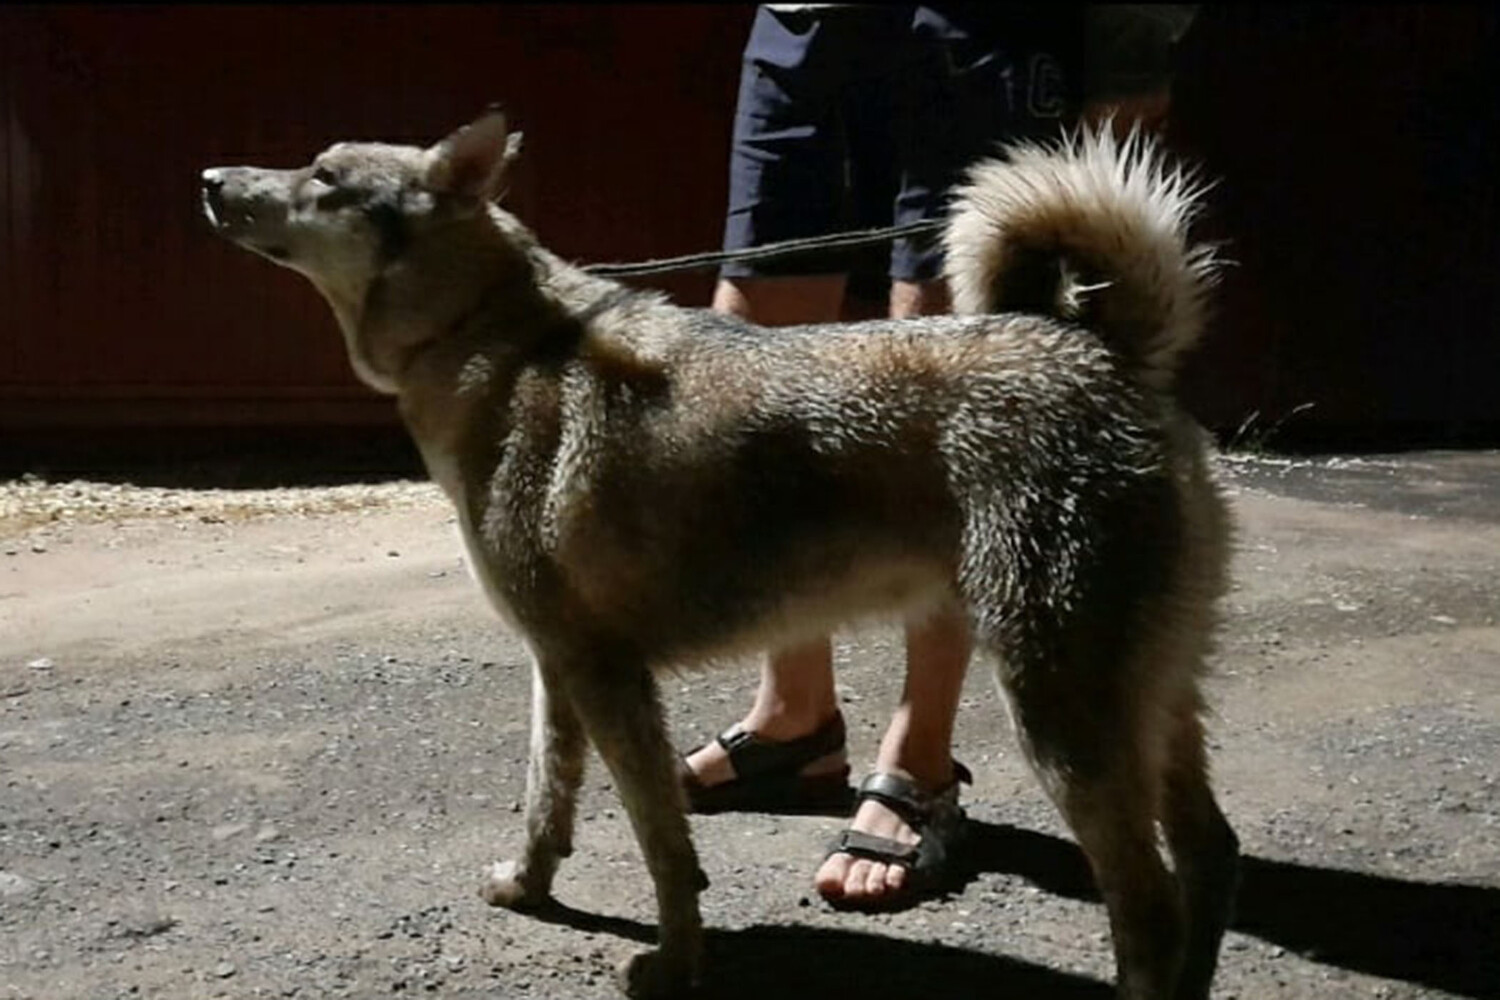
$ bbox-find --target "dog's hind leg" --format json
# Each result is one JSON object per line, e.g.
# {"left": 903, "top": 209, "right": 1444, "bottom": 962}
{"left": 482, "top": 654, "right": 588, "bottom": 909}
{"left": 564, "top": 651, "right": 706, "bottom": 1000}
{"left": 996, "top": 647, "right": 1187, "bottom": 1000}
{"left": 1160, "top": 693, "right": 1239, "bottom": 1000}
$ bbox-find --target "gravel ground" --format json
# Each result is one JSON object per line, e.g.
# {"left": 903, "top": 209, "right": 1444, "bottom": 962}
{"left": 0, "top": 475, "right": 440, "bottom": 537}
{"left": 2, "top": 452, "right": 1498, "bottom": 1000}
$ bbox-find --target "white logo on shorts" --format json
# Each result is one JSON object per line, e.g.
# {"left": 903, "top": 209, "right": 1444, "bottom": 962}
{"left": 1027, "top": 53, "right": 1066, "bottom": 119}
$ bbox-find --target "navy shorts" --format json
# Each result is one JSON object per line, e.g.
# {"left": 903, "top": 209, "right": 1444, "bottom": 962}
{"left": 721, "top": 4, "right": 1082, "bottom": 283}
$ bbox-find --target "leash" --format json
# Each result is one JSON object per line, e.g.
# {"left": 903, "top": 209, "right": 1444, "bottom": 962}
{"left": 582, "top": 218, "right": 946, "bottom": 278}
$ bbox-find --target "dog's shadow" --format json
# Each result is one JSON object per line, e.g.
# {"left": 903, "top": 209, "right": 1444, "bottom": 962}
{"left": 528, "top": 899, "right": 1112, "bottom": 999}
{"left": 531, "top": 819, "right": 1499, "bottom": 999}
{"left": 958, "top": 820, "right": 1500, "bottom": 999}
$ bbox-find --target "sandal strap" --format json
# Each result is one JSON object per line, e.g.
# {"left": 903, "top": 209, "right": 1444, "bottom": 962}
{"left": 826, "top": 828, "right": 920, "bottom": 865}
{"left": 714, "top": 712, "right": 846, "bottom": 781}
{"left": 855, "top": 761, "right": 972, "bottom": 828}
{"left": 822, "top": 767, "right": 972, "bottom": 904}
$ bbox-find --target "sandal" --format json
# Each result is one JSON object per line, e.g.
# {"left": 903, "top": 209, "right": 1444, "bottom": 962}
{"left": 678, "top": 713, "right": 853, "bottom": 816}
{"left": 820, "top": 762, "right": 973, "bottom": 911}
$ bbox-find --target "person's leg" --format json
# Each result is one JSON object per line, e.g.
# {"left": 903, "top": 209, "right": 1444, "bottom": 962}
{"left": 692, "top": 4, "right": 977, "bottom": 909}
{"left": 710, "top": 275, "right": 847, "bottom": 328}
{"left": 685, "top": 6, "right": 866, "bottom": 797}
{"left": 810, "top": 4, "right": 1009, "bottom": 904}
{"left": 813, "top": 277, "right": 975, "bottom": 906}
{"left": 887, "top": 276, "right": 950, "bottom": 319}
{"left": 816, "top": 606, "right": 971, "bottom": 902}
{"left": 683, "top": 275, "right": 848, "bottom": 792}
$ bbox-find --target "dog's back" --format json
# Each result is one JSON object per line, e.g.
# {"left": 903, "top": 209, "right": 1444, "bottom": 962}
{"left": 510, "top": 132, "right": 1228, "bottom": 676}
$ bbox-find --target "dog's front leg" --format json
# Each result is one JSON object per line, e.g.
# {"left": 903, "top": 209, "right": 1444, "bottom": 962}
{"left": 481, "top": 654, "right": 586, "bottom": 909}
{"left": 569, "top": 655, "right": 706, "bottom": 999}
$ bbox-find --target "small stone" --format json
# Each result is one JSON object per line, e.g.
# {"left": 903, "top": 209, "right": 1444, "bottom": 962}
{"left": 123, "top": 915, "right": 178, "bottom": 939}
{"left": 213, "top": 961, "right": 238, "bottom": 979}
{"left": 211, "top": 822, "right": 251, "bottom": 842}
{"left": 0, "top": 870, "right": 41, "bottom": 897}
{"left": 27, "top": 657, "right": 54, "bottom": 671}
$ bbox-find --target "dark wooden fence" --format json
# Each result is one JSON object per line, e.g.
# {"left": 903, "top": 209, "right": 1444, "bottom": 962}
{"left": 2, "top": 6, "right": 1496, "bottom": 462}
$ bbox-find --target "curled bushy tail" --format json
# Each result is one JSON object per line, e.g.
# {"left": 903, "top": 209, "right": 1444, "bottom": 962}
{"left": 943, "top": 125, "right": 1220, "bottom": 390}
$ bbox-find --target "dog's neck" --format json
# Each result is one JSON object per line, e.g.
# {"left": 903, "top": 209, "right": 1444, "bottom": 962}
{"left": 391, "top": 216, "right": 616, "bottom": 380}
{"left": 389, "top": 209, "right": 634, "bottom": 499}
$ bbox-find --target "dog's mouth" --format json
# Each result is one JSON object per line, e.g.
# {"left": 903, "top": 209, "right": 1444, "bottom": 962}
{"left": 200, "top": 168, "right": 238, "bottom": 231}
{"left": 200, "top": 169, "right": 292, "bottom": 262}
{"left": 200, "top": 184, "right": 226, "bottom": 230}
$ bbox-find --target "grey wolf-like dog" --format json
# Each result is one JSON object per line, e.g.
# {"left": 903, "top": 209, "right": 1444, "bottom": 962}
{"left": 201, "top": 110, "right": 1239, "bottom": 999}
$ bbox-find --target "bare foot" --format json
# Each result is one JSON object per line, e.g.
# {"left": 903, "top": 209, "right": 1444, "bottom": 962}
{"left": 815, "top": 761, "right": 963, "bottom": 909}
{"left": 814, "top": 794, "right": 919, "bottom": 906}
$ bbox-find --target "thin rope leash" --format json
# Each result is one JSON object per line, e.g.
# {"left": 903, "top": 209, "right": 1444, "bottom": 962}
{"left": 581, "top": 218, "right": 946, "bottom": 278}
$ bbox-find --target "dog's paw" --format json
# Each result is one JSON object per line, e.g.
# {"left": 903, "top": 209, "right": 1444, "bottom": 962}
{"left": 478, "top": 860, "right": 548, "bottom": 911}
{"left": 617, "top": 947, "right": 698, "bottom": 1000}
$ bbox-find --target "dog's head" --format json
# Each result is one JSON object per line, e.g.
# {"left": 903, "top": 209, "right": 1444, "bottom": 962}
{"left": 201, "top": 112, "right": 523, "bottom": 392}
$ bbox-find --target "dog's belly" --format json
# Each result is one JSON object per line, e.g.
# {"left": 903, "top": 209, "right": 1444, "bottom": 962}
{"left": 681, "top": 553, "right": 955, "bottom": 665}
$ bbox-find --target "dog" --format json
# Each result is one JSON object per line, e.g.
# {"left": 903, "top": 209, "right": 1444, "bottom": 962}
{"left": 202, "top": 110, "right": 1239, "bottom": 1000}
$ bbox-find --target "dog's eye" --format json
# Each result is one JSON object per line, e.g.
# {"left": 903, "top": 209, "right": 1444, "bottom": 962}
{"left": 307, "top": 167, "right": 358, "bottom": 210}
{"left": 315, "top": 186, "right": 361, "bottom": 211}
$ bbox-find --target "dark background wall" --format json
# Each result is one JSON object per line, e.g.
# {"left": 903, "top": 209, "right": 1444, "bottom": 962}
{"left": 1169, "top": 5, "right": 1499, "bottom": 447}
{"left": 1, "top": 5, "right": 1496, "bottom": 472}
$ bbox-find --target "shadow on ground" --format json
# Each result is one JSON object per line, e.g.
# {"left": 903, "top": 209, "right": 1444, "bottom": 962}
{"left": 962, "top": 821, "right": 1500, "bottom": 999}
{"left": 528, "top": 820, "right": 1497, "bottom": 998}
{"left": 529, "top": 899, "right": 1112, "bottom": 999}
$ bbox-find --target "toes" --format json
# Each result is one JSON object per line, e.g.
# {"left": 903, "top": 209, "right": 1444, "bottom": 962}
{"left": 843, "top": 858, "right": 871, "bottom": 898}
{"left": 815, "top": 852, "right": 851, "bottom": 900}
{"left": 827, "top": 857, "right": 910, "bottom": 905}
{"left": 818, "top": 852, "right": 918, "bottom": 906}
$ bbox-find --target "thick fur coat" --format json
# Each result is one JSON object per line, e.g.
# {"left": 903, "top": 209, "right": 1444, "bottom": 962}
{"left": 202, "top": 114, "right": 1238, "bottom": 1000}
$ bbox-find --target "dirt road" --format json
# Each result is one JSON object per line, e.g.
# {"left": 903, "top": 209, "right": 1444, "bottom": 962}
{"left": 2, "top": 452, "right": 1497, "bottom": 999}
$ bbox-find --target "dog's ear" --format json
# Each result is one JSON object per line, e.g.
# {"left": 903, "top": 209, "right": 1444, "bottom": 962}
{"left": 424, "top": 110, "right": 519, "bottom": 202}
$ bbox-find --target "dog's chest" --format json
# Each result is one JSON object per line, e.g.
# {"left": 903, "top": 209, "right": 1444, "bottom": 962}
{"left": 422, "top": 446, "right": 529, "bottom": 631}
{"left": 452, "top": 518, "right": 526, "bottom": 631}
